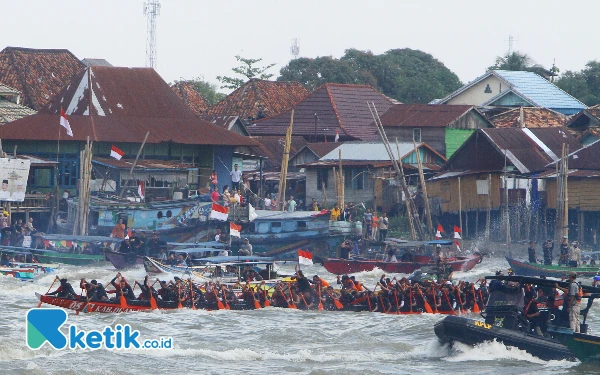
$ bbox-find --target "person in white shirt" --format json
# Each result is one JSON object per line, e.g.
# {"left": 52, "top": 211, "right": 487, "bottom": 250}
{"left": 264, "top": 194, "right": 272, "bottom": 210}
{"left": 230, "top": 164, "right": 242, "bottom": 190}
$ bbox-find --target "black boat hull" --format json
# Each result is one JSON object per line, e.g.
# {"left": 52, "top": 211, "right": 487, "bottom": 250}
{"left": 434, "top": 315, "right": 574, "bottom": 361}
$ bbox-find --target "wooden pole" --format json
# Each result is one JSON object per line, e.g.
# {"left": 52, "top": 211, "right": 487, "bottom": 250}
{"left": 486, "top": 173, "right": 492, "bottom": 242}
{"left": 338, "top": 149, "right": 344, "bottom": 208}
{"left": 119, "top": 131, "right": 150, "bottom": 199}
{"left": 332, "top": 167, "right": 338, "bottom": 208}
{"left": 458, "top": 176, "right": 463, "bottom": 249}
{"left": 414, "top": 141, "right": 433, "bottom": 239}
{"left": 564, "top": 143, "right": 569, "bottom": 239}
{"left": 277, "top": 110, "right": 294, "bottom": 211}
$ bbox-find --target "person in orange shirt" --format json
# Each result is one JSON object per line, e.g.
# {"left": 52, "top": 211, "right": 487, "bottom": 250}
{"left": 111, "top": 218, "right": 126, "bottom": 239}
{"left": 371, "top": 213, "right": 379, "bottom": 240}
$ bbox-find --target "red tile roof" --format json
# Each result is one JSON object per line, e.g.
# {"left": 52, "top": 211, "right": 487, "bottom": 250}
{"left": 249, "top": 83, "right": 394, "bottom": 141}
{"left": 489, "top": 107, "right": 566, "bottom": 128}
{"left": 170, "top": 82, "right": 210, "bottom": 116}
{"left": 249, "top": 136, "right": 308, "bottom": 169}
{"left": 0, "top": 67, "right": 255, "bottom": 146}
{"left": 0, "top": 47, "right": 85, "bottom": 110}
{"left": 378, "top": 104, "right": 475, "bottom": 127}
{"left": 206, "top": 79, "right": 308, "bottom": 120}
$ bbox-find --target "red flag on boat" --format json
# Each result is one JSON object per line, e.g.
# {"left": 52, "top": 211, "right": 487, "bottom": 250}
{"left": 454, "top": 240, "right": 461, "bottom": 252}
{"left": 110, "top": 145, "right": 125, "bottom": 160}
{"left": 138, "top": 181, "right": 145, "bottom": 201}
{"left": 209, "top": 203, "right": 228, "bottom": 221}
{"left": 453, "top": 225, "right": 462, "bottom": 239}
{"left": 298, "top": 250, "right": 313, "bottom": 266}
{"left": 60, "top": 108, "right": 73, "bottom": 137}
{"left": 435, "top": 224, "right": 444, "bottom": 239}
{"left": 230, "top": 222, "right": 241, "bottom": 238}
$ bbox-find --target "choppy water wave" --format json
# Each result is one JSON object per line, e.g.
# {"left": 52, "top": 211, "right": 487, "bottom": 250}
{"left": 0, "top": 257, "right": 591, "bottom": 374}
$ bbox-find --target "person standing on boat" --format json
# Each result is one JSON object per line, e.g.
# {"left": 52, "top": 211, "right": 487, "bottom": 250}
{"left": 287, "top": 195, "right": 297, "bottom": 212}
{"left": 117, "top": 237, "right": 133, "bottom": 253}
{"left": 111, "top": 218, "right": 126, "bottom": 239}
{"left": 210, "top": 187, "right": 220, "bottom": 203}
{"left": 557, "top": 272, "right": 582, "bottom": 333}
{"left": 527, "top": 241, "right": 537, "bottom": 263}
{"left": 542, "top": 239, "right": 554, "bottom": 265}
{"left": 559, "top": 236, "right": 570, "bottom": 266}
{"left": 379, "top": 213, "right": 389, "bottom": 242}
{"left": 230, "top": 164, "right": 242, "bottom": 191}
{"left": 239, "top": 238, "right": 253, "bottom": 256}
{"left": 209, "top": 170, "right": 218, "bottom": 190}
{"left": 137, "top": 231, "right": 148, "bottom": 256}
{"left": 263, "top": 194, "right": 272, "bottom": 210}
{"left": 569, "top": 241, "right": 582, "bottom": 267}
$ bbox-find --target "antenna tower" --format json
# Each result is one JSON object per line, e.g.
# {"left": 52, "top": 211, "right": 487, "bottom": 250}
{"left": 506, "top": 34, "right": 518, "bottom": 55}
{"left": 290, "top": 38, "right": 300, "bottom": 59}
{"left": 143, "top": 0, "right": 161, "bottom": 68}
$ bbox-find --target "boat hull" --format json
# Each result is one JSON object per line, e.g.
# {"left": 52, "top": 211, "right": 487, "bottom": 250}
{"left": 434, "top": 315, "right": 574, "bottom": 361}
{"left": 1, "top": 268, "right": 35, "bottom": 280}
{"left": 506, "top": 258, "right": 600, "bottom": 278}
{"left": 323, "top": 255, "right": 481, "bottom": 275}
{"left": 550, "top": 327, "right": 600, "bottom": 362}
{"left": 105, "top": 251, "right": 145, "bottom": 270}
{"left": 31, "top": 251, "right": 106, "bottom": 266}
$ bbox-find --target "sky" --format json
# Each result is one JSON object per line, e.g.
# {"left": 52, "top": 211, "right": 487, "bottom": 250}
{"left": 3, "top": 0, "right": 600, "bottom": 94}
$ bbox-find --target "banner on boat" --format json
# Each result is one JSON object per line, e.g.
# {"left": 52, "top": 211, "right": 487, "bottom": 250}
{"left": 0, "top": 158, "right": 30, "bottom": 202}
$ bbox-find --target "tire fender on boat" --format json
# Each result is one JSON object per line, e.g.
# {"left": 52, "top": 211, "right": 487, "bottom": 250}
{"left": 474, "top": 251, "right": 483, "bottom": 264}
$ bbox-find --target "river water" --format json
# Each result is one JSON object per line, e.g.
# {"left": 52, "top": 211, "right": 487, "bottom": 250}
{"left": 1, "top": 257, "right": 598, "bottom": 374}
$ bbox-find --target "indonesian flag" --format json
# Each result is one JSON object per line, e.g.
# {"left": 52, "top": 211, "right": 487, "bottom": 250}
{"left": 209, "top": 203, "right": 228, "bottom": 221}
{"left": 453, "top": 225, "right": 462, "bottom": 239}
{"left": 110, "top": 145, "right": 125, "bottom": 160}
{"left": 298, "top": 249, "right": 313, "bottom": 266}
{"left": 334, "top": 129, "right": 339, "bottom": 142}
{"left": 138, "top": 181, "right": 145, "bottom": 200}
{"left": 60, "top": 108, "right": 73, "bottom": 137}
{"left": 454, "top": 240, "right": 461, "bottom": 252}
{"left": 230, "top": 222, "right": 241, "bottom": 238}
{"left": 435, "top": 224, "right": 444, "bottom": 240}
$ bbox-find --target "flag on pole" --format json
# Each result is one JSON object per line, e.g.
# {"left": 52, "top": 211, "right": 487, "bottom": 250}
{"left": 138, "top": 181, "right": 145, "bottom": 200}
{"left": 230, "top": 222, "right": 241, "bottom": 237}
{"left": 454, "top": 240, "right": 461, "bottom": 252}
{"left": 110, "top": 145, "right": 125, "bottom": 160}
{"left": 453, "top": 225, "right": 462, "bottom": 239}
{"left": 209, "top": 203, "right": 228, "bottom": 221}
{"left": 298, "top": 250, "right": 313, "bottom": 266}
{"left": 435, "top": 224, "right": 444, "bottom": 239}
{"left": 60, "top": 108, "right": 73, "bottom": 137}
{"left": 334, "top": 129, "right": 339, "bottom": 142}
{"left": 248, "top": 203, "right": 258, "bottom": 222}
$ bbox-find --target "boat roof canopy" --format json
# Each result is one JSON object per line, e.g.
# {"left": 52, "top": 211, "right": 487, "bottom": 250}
{"left": 486, "top": 275, "right": 600, "bottom": 294}
{"left": 170, "top": 248, "right": 224, "bottom": 255}
{"left": 195, "top": 256, "right": 274, "bottom": 264}
{"left": 41, "top": 234, "right": 121, "bottom": 243}
{"left": 168, "top": 241, "right": 228, "bottom": 249}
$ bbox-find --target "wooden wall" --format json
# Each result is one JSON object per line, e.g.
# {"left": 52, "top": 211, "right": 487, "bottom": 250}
{"left": 546, "top": 178, "right": 600, "bottom": 211}
{"left": 427, "top": 173, "right": 502, "bottom": 213}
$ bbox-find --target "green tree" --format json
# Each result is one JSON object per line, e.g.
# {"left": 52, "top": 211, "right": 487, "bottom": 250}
{"left": 488, "top": 51, "right": 557, "bottom": 80}
{"left": 172, "top": 78, "right": 225, "bottom": 105}
{"left": 217, "top": 55, "right": 276, "bottom": 90}
{"left": 278, "top": 48, "right": 462, "bottom": 104}
{"left": 556, "top": 61, "right": 600, "bottom": 106}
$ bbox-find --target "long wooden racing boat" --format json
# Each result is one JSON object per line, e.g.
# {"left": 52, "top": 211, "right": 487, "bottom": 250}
{"left": 323, "top": 254, "right": 481, "bottom": 275}
{"left": 506, "top": 257, "right": 600, "bottom": 278}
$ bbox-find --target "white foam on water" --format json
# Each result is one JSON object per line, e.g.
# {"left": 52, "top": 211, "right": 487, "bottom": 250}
{"left": 444, "top": 340, "right": 579, "bottom": 368}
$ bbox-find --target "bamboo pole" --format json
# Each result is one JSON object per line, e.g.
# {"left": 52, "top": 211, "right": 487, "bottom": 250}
{"left": 458, "top": 176, "right": 463, "bottom": 248}
{"left": 414, "top": 141, "right": 433, "bottom": 238}
{"left": 332, "top": 167, "right": 338, "bottom": 208}
{"left": 338, "top": 149, "right": 344, "bottom": 208}
{"left": 563, "top": 143, "right": 569, "bottom": 239}
{"left": 485, "top": 173, "right": 491, "bottom": 241}
{"left": 277, "top": 110, "right": 294, "bottom": 211}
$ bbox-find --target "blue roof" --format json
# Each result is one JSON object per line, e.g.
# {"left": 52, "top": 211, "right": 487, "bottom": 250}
{"left": 486, "top": 70, "right": 586, "bottom": 111}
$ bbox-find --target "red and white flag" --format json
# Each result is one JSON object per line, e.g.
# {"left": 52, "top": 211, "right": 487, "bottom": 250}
{"left": 334, "top": 129, "right": 339, "bottom": 142}
{"left": 110, "top": 145, "right": 125, "bottom": 160}
{"left": 60, "top": 108, "right": 73, "bottom": 137}
{"left": 209, "top": 203, "right": 228, "bottom": 221}
{"left": 454, "top": 240, "right": 461, "bottom": 252}
{"left": 230, "top": 222, "right": 241, "bottom": 238}
{"left": 138, "top": 181, "right": 145, "bottom": 200}
{"left": 298, "top": 249, "right": 313, "bottom": 266}
{"left": 453, "top": 225, "right": 462, "bottom": 239}
{"left": 435, "top": 224, "right": 444, "bottom": 240}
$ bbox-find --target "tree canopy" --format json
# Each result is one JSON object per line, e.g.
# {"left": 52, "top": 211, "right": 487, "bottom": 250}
{"left": 556, "top": 61, "right": 600, "bottom": 106}
{"left": 487, "top": 51, "right": 558, "bottom": 80}
{"left": 172, "top": 78, "right": 224, "bottom": 105}
{"left": 217, "top": 55, "right": 276, "bottom": 90}
{"left": 277, "top": 48, "right": 462, "bottom": 104}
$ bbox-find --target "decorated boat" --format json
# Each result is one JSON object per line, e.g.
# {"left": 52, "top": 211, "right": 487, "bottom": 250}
{"left": 56, "top": 194, "right": 214, "bottom": 242}
{"left": 0, "top": 248, "right": 60, "bottom": 273}
{"left": 1, "top": 267, "right": 35, "bottom": 280}
{"left": 323, "top": 255, "right": 481, "bottom": 275}
{"left": 506, "top": 257, "right": 600, "bottom": 278}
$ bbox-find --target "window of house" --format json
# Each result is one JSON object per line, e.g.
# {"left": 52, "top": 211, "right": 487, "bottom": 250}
{"left": 58, "top": 160, "right": 78, "bottom": 187}
{"left": 344, "top": 169, "right": 368, "bottom": 190}
{"left": 413, "top": 128, "right": 421, "bottom": 143}
{"left": 317, "top": 169, "right": 328, "bottom": 190}
{"left": 484, "top": 83, "right": 492, "bottom": 93}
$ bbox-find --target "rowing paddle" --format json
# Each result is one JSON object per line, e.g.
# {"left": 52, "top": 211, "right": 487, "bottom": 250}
{"left": 38, "top": 276, "right": 59, "bottom": 308}
{"left": 471, "top": 284, "right": 480, "bottom": 313}
{"left": 260, "top": 284, "right": 270, "bottom": 307}
{"left": 221, "top": 286, "right": 230, "bottom": 310}
{"left": 251, "top": 287, "right": 261, "bottom": 310}
{"left": 317, "top": 285, "right": 324, "bottom": 311}
{"left": 417, "top": 287, "right": 433, "bottom": 313}
{"left": 188, "top": 279, "right": 197, "bottom": 310}
{"left": 214, "top": 289, "right": 225, "bottom": 310}
{"left": 442, "top": 289, "right": 457, "bottom": 315}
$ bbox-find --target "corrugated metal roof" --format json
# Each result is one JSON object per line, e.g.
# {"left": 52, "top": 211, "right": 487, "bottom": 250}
{"left": 206, "top": 79, "right": 308, "bottom": 120}
{"left": 93, "top": 157, "right": 198, "bottom": 170}
{"left": 484, "top": 70, "right": 586, "bottom": 110}
{"left": 378, "top": 104, "right": 476, "bottom": 127}
{"left": 0, "top": 67, "right": 256, "bottom": 147}
{"left": 0, "top": 47, "right": 85, "bottom": 110}
{"left": 489, "top": 107, "right": 567, "bottom": 128}
{"left": 81, "top": 58, "right": 113, "bottom": 67}
{"left": 249, "top": 83, "right": 394, "bottom": 140}
{"left": 0, "top": 99, "right": 36, "bottom": 124}
{"left": 0, "top": 83, "right": 20, "bottom": 96}
{"left": 546, "top": 140, "right": 600, "bottom": 170}
{"left": 481, "top": 127, "right": 581, "bottom": 173}
{"left": 170, "top": 82, "right": 210, "bottom": 116}
{"left": 320, "top": 141, "right": 425, "bottom": 161}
